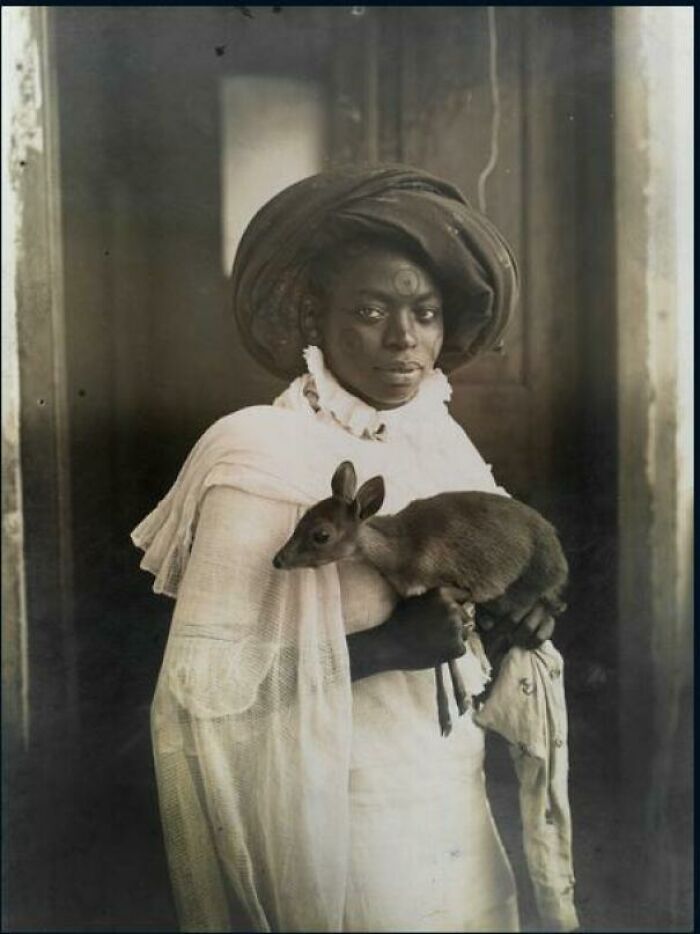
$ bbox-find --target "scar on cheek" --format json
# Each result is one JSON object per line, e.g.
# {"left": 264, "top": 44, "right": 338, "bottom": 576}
{"left": 339, "top": 329, "right": 365, "bottom": 356}
{"left": 393, "top": 267, "right": 421, "bottom": 296}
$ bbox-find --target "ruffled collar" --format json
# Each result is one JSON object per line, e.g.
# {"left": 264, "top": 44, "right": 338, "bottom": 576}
{"left": 299, "top": 345, "right": 452, "bottom": 441}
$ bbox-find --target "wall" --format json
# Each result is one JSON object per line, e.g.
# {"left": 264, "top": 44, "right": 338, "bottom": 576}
{"left": 2, "top": 7, "right": 81, "bottom": 927}
{"left": 614, "top": 6, "right": 693, "bottom": 927}
{"left": 2, "top": 5, "right": 31, "bottom": 756}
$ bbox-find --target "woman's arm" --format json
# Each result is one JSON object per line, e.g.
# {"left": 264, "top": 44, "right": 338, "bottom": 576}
{"left": 477, "top": 603, "right": 556, "bottom": 650}
{"left": 347, "top": 596, "right": 557, "bottom": 683}
{"left": 348, "top": 589, "right": 469, "bottom": 681}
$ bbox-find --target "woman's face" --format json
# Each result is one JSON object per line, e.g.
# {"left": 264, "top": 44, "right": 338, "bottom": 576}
{"left": 317, "top": 246, "right": 444, "bottom": 410}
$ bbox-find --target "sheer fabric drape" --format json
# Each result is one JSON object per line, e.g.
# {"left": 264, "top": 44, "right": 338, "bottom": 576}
{"left": 152, "top": 490, "right": 353, "bottom": 931}
{"left": 137, "top": 353, "right": 576, "bottom": 932}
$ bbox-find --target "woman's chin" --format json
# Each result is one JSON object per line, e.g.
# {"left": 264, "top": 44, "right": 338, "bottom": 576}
{"left": 336, "top": 369, "right": 425, "bottom": 410}
{"left": 369, "top": 374, "right": 424, "bottom": 408}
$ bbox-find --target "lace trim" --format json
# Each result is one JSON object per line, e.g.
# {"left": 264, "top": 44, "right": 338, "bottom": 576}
{"left": 301, "top": 345, "right": 452, "bottom": 441}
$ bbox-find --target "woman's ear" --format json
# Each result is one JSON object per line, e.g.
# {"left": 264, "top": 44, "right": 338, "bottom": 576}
{"left": 355, "top": 476, "right": 385, "bottom": 520}
{"left": 331, "top": 461, "right": 357, "bottom": 504}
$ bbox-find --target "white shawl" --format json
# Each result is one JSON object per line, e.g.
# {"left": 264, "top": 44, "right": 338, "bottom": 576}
{"left": 134, "top": 351, "right": 578, "bottom": 932}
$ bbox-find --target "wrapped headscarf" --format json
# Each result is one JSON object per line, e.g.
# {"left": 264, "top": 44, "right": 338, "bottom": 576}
{"left": 231, "top": 163, "right": 519, "bottom": 379}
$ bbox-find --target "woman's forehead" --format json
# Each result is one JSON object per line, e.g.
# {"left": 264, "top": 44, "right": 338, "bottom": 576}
{"left": 331, "top": 246, "right": 440, "bottom": 297}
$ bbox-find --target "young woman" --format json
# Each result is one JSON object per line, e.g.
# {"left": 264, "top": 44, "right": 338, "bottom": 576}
{"left": 133, "top": 165, "right": 558, "bottom": 932}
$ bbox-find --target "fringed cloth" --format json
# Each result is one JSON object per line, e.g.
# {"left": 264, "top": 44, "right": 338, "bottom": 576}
{"left": 475, "top": 646, "right": 579, "bottom": 931}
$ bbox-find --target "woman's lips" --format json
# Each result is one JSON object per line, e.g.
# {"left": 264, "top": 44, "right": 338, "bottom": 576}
{"left": 376, "top": 362, "right": 423, "bottom": 373}
{"left": 375, "top": 363, "right": 423, "bottom": 385}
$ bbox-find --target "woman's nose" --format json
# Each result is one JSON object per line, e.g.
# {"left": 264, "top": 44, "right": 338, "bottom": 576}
{"left": 383, "top": 311, "right": 417, "bottom": 349}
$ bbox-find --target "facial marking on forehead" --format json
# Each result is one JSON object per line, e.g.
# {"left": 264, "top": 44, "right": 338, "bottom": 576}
{"left": 393, "top": 266, "right": 421, "bottom": 296}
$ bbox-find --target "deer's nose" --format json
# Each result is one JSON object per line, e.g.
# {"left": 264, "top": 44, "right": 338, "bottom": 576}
{"left": 272, "top": 553, "right": 284, "bottom": 569}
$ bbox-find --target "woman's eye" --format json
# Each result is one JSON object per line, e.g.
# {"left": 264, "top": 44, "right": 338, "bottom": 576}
{"left": 312, "top": 528, "right": 331, "bottom": 545}
{"left": 416, "top": 307, "right": 441, "bottom": 322}
{"left": 355, "top": 306, "right": 386, "bottom": 322}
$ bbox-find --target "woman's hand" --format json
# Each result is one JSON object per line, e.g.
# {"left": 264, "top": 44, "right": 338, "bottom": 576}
{"left": 347, "top": 589, "right": 468, "bottom": 682}
{"left": 515, "top": 603, "right": 556, "bottom": 646}
{"left": 477, "top": 603, "right": 556, "bottom": 662}
{"left": 472, "top": 604, "right": 557, "bottom": 703}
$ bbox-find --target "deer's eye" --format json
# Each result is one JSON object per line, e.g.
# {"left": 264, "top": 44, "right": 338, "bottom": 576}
{"left": 312, "top": 528, "right": 331, "bottom": 545}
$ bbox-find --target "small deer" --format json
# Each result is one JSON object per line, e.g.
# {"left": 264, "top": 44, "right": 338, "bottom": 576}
{"left": 273, "top": 461, "right": 568, "bottom": 736}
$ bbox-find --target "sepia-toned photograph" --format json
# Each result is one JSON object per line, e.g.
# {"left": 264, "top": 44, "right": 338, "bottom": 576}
{"left": 2, "top": 5, "right": 693, "bottom": 932}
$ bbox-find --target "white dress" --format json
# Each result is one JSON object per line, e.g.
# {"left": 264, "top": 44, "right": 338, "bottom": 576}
{"left": 137, "top": 348, "right": 521, "bottom": 932}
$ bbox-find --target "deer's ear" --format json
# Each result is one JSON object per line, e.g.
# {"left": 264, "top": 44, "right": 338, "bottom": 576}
{"left": 355, "top": 476, "right": 385, "bottom": 520}
{"left": 331, "top": 461, "right": 357, "bottom": 504}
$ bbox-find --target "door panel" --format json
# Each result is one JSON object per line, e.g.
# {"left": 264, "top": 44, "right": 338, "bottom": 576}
{"left": 331, "top": 7, "right": 581, "bottom": 503}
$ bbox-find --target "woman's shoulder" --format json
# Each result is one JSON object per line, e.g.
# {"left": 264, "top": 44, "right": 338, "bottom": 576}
{"left": 441, "top": 410, "right": 481, "bottom": 453}
{"left": 203, "top": 402, "right": 307, "bottom": 443}
{"left": 184, "top": 402, "right": 329, "bottom": 507}
{"left": 440, "top": 412, "right": 508, "bottom": 495}
{"left": 184, "top": 403, "right": 313, "bottom": 466}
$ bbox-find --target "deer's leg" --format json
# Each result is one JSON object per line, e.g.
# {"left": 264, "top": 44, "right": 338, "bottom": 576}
{"left": 448, "top": 658, "right": 470, "bottom": 716}
{"left": 435, "top": 664, "right": 452, "bottom": 737}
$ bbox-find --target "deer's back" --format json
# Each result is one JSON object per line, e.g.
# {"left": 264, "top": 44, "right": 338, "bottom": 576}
{"left": 399, "top": 490, "right": 552, "bottom": 537}
{"left": 392, "top": 490, "right": 561, "bottom": 599}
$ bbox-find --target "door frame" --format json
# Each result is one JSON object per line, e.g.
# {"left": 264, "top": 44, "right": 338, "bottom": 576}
{"left": 2, "top": 5, "right": 692, "bottom": 929}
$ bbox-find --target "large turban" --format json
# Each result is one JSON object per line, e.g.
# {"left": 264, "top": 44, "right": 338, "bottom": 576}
{"left": 231, "top": 164, "right": 519, "bottom": 379}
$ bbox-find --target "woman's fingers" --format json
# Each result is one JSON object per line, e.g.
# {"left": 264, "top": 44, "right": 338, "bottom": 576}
{"left": 441, "top": 609, "right": 467, "bottom": 661}
{"left": 475, "top": 609, "right": 496, "bottom": 632}
{"left": 438, "top": 595, "right": 556, "bottom": 660}
{"left": 439, "top": 597, "right": 472, "bottom": 649}
{"left": 457, "top": 602, "right": 476, "bottom": 640}
{"left": 535, "top": 614, "right": 556, "bottom": 642}
{"left": 513, "top": 604, "right": 555, "bottom": 647}
{"left": 440, "top": 585, "right": 471, "bottom": 604}
{"left": 446, "top": 640, "right": 467, "bottom": 662}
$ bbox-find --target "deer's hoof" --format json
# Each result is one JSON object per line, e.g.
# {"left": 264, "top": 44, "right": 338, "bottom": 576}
{"left": 439, "top": 709, "right": 453, "bottom": 736}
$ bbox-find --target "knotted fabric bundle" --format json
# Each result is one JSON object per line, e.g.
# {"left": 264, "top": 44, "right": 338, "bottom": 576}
{"left": 231, "top": 163, "right": 519, "bottom": 379}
